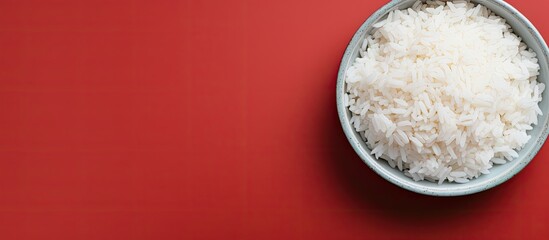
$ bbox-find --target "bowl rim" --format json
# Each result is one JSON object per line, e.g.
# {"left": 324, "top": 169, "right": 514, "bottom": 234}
{"left": 336, "top": 0, "right": 549, "bottom": 196}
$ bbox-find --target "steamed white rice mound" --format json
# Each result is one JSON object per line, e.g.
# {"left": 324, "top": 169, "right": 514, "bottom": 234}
{"left": 345, "top": 0, "right": 545, "bottom": 184}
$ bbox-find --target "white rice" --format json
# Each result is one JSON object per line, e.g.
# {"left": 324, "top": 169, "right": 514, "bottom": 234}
{"left": 345, "top": 0, "right": 544, "bottom": 184}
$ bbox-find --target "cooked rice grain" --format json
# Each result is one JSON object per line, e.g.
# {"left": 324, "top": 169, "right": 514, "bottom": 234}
{"left": 346, "top": 0, "right": 544, "bottom": 184}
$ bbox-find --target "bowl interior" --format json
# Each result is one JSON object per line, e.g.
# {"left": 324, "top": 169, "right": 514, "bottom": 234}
{"left": 337, "top": 0, "right": 549, "bottom": 196}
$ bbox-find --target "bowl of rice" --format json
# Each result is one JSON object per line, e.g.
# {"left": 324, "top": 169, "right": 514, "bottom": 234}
{"left": 337, "top": 0, "right": 549, "bottom": 196}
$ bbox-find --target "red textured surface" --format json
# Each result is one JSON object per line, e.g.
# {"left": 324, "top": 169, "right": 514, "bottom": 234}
{"left": 1, "top": 0, "right": 549, "bottom": 239}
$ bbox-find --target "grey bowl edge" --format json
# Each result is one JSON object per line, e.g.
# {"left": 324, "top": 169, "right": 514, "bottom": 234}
{"left": 336, "top": 0, "right": 549, "bottom": 197}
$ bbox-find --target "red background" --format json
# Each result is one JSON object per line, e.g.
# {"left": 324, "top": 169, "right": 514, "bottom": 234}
{"left": 0, "top": 0, "right": 548, "bottom": 239}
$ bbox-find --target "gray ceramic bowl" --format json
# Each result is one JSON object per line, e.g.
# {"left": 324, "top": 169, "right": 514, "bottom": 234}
{"left": 337, "top": 0, "right": 549, "bottom": 196}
